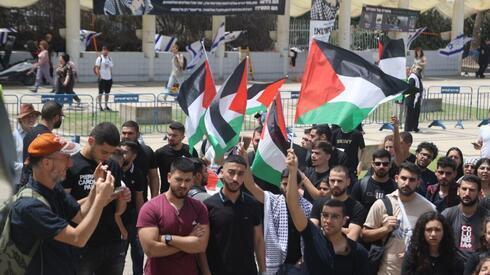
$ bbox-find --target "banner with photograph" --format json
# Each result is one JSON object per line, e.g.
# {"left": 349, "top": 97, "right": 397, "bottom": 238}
{"left": 309, "top": 0, "right": 339, "bottom": 44}
{"left": 93, "top": 0, "right": 285, "bottom": 15}
{"left": 359, "top": 5, "right": 419, "bottom": 33}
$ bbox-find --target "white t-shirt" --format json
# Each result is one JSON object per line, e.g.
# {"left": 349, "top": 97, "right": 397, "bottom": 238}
{"left": 95, "top": 55, "right": 113, "bottom": 80}
{"left": 479, "top": 125, "right": 490, "bottom": 158}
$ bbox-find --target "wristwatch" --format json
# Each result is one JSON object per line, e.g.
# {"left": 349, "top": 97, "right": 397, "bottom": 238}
{"left": 164, "top": 234, "right": 172, "bottom": 245}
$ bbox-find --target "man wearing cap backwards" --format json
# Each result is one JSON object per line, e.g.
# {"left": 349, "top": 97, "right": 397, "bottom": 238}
{"left": 10, "top": 133, "right": 116, "bottom": 275}
{"left": 12, "top": 104, "right": 41, "bottom": 187}
{"left": 62, "top": 122, "right": 130, "bottom": 275}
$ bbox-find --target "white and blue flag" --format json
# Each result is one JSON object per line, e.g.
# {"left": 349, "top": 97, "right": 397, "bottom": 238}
{"left": 210, "top": 22, "right": 226, "bottom": 54}
{"left": 0, "top": 28, "right": 16, "bottom": 46}
{"left": 439, "top": 34, "right": 472, "bottom": 57}
{"left": 80, "top": 30, "right": 101, "bottom": 51}
{"left": 185, "top": 40, "right": 205, "bottom": 71}
{"left": 406, "top": 27, "right": 426, "bottom": 50}
{"left": 155, "top": 34, "right": 177, "bottom": 52}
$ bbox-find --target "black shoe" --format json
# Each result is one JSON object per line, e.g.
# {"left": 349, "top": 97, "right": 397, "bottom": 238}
{"left": 99, "top": 106, "right": 104, "bottom": 111}
{"left": 414, "top": 128, "right": 420, "bottom": 133}
{"left": 105, "top": 106, "right": 112, "bottom": 111}
{"left": 50, "top": 89, "right": 55, "bottom": 93}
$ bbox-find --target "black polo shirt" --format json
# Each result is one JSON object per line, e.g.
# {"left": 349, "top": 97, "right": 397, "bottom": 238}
{"left": 121, "top": 164, "right": 145, "bottom": 217}
{"left": 204, "top": 190, "right": 262, "bottom": 275}
{"left": 154, "top": 143, "right": 197, "bottom": 193}
{"left": 134, "top": 142, "right": 156, "bottom": 200}
{"left": 11, "top": 181, "right": 80, "bottom": 275}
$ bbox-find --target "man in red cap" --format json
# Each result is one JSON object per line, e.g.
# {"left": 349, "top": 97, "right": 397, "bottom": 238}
{"left": 9, "top": 133, "right": 116, "bottom": 275}
{"left": 13, "top": 104, "right": 41, "bottom": 186}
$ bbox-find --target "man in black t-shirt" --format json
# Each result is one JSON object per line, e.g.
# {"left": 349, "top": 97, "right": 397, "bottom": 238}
{"left": 307, "top": 124, "right": 349, "bottom": 169}
{"left": 310, "top": 165, "right": 366, "bottom": 241}
{"left": 119, "top": 140, "right": 145, "bottom": 275}
{"left": 302, "top": 141, "right": 332, "bottom": 202}
{"left": 414, "top": 141, "right": 438, "bottom": 196}
{"left": 61, "top": 122, "right": 128, "bottom": 275}
{"left": 121, "top": 120, "right": 159, "bottom": 199}
{"left": 352, "top": 149, "right": 397, "bottom": 210}
{"left": 154, "top": 122, "right": 197, "bottom": 193}
{"left": 331, "top": 125, "right": 366, "bottom": 175}
{"left": 285, "top": 150, "right": 368, "bottom": 275}
{"left": 20, "top": 101, "right": 64, "bottom": 185}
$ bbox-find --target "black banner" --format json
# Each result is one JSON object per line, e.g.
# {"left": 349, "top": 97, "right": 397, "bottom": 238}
{"left": 359, "top": 5, "right": 419, "bottom": 32}
{"left": 93, "top": 0, "right": 285, "bottom": 15}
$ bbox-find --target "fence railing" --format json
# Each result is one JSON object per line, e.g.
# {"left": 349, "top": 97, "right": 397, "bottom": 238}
{"left": 3, "top": 86, "right": 490, "bottom": 138}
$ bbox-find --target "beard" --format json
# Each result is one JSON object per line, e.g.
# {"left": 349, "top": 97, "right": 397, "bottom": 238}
{"left": 170, "top": 185, "right": 188, "bottom": 199}
{"left": 398, "top": 186, "right": 416, "bottom": 196}
{"left": 223, "top": 179, "right": 241, "bottom": 193}
{"left": 53, "top": 118, "right": 62, "bottom": 129}
{"left": 331, "top": 187, "right": 346, "bottom": 197}
{"left": 374, "top": 169, "right": 388, "bottom": 178}
{"left": 460, "top": 196, "right": 478, "bottom": 207}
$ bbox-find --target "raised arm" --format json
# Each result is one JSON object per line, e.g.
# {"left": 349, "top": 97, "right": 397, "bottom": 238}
{"left": 299, "top": 171, "right": 323, "bottom": 200}
{"left": 392, "top": 116, "right": 403, "bottom": 166}
{"left": 285, "top": 149, "right": 308, "bottom": 232}
{"left": 238, "top": 144, "right": 265, "bottom": 203}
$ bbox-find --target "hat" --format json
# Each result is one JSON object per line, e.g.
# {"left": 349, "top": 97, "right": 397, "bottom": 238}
{"left": 17, "top": 104, "right": 41, "bottom": 119}
{"left": 464, "top": 157, "right": 479, "bottom": 166}
{"left": 28, "top": 133, "right": 80, "bottom": 158}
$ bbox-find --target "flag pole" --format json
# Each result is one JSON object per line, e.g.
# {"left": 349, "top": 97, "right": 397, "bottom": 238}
{"left": 290, "top": 122, "right": 294, "bottom": 150}
{"left": 201, "top": 40, "right": 209, "bottom": 62}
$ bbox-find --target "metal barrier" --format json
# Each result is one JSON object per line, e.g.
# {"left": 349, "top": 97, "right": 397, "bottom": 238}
{"left": 19, "top": 94, "right": 95, "bottom": 137}
{"left": 94, "top": 93, "right": 157, "bottom": 134}
{"left": 155, "top": 94, "right": 186, "bottom": 133}
{"left": 3, "top": 94, "right": 19, "bottom": 130}
{"left": 476, "top": 86, "right": 490, "bottom": 126}
{"left": 423, "top": 86, "right": 473, "bottom": 129}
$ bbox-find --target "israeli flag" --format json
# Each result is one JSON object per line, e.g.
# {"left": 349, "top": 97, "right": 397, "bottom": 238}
{"left": 223, "top": 31, "right": 245, "bottom": 43}
{"left": 439, "top": 34, "right": 472, "bottom": 57}
{"left": 80, "top": 30, "right": 101, "bottom": 51}
{"left": 155, "top": 34, "right": 177, "bottom": 52}
{"left": 185, "top": 40, "right": 205, "bottom": 71}
{"left": 210, "top": 22, "right": 225, "bottom": 54}
{"left": 406, "top": 27, "right": 426, "bottom": 49}
{"left": 0, "top": 28, "right": 16, "bottom": 46}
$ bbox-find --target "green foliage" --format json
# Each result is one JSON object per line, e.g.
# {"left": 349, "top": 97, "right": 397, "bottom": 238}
{"left": 410, "top": 9, "right": 451, "bottom": 50}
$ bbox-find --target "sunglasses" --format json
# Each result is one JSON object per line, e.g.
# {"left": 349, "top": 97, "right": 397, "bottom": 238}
{"left": 373, "top": 161, "right": 390, "bottom": 167}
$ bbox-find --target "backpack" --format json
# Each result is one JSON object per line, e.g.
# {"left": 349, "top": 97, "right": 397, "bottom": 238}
{"left": 0, "top": 187, "right": 51, "bottom": 275}
{"left": 367, "top": 196, "right": 393, "bottom": 275}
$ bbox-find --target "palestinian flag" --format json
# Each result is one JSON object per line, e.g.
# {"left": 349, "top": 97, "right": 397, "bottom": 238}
{"left": 177, "top": 60, "right": 217, "bottom": 153}
{"left": 204, "top": 58, "right": 248, "bottom": 160}
{"left": 251, "top": 94, "right": 289, "bottom": 187}
{"left": 246, "top": 78, "right": 286, "bottom": 115}
{"left": 295, "top": 39, "right": 409, "bottom": 132}
{"left": 378, "top": 36, "right": 406, "bottom": 80}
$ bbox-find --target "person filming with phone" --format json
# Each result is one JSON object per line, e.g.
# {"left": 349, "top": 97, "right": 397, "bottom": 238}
{"left": 61, "top": 122, "right": 131, "bottom": 275}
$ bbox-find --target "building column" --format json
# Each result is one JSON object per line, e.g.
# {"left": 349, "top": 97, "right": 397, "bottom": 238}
{"left": 65, "top": 0, "right": 80, "bottom": 65}
{"left": 142, "top": 15, "right": 156, "bottom": 81}
{"left": 451, "top": 0, "right": 464, "bottom": 73}
{"left": 338, "top": 0, "right": 351, "bottom": 49}
{"left": 395, "top": 0, "right": 409, "bottom": 43}
{"left": 212, "top": 16, "right": 225, "bottom": 80}
{"left": 276, "top": 0, "right": 290, "bottom": 76}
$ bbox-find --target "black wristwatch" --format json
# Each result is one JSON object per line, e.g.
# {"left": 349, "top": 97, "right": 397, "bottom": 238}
{"left": 164, "top": 234, "right": 172, "bottom": 245}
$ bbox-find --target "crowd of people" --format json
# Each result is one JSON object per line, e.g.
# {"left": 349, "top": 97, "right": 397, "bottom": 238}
{"left": 4, "top": 99, "right": 490, "bottom": 275}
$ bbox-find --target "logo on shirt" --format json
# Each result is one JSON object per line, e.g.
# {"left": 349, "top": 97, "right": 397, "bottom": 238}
{"left": 78, "top": 174, "right": 95, "bottom": 191}
{"left": 459, "top": 225, "right": 473, "bottom": 250}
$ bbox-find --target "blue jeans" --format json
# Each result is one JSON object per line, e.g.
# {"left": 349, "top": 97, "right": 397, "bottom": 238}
{"left": 78, "top": 241, "right": 126, "bottom": 275}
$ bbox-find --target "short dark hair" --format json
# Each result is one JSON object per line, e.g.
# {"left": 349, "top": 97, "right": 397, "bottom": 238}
{"left": 190, "top": 157, "right": 206, "bottom": 174}
{"left": 399, "top": 161, "right": 421, "bottom": 178}
{"left": 400, "top": 132, "right": 413, "bottom": 144}
{"left": 120, "top": 140, "right": 139, "bottom": 154}
{"left": 89, "top": 122, "right": 120, "bottom": 147}
{"left": 312, "top": 141, "right": 333, "bottom": 155}
{"left": 304, "top": 128, "right": 312, "bottom": 135}
{"left": 223, "top": 154, "right": 248, "bottom": 168}
{"left": 41, "top": 101, "right": 63, "bottom": 121}
{"left": 61, "top": 54, "right": 70, "bottom": 63}
{"left": 170, "top": 158, "right": 195, "bottom": 174}
{"left": 323, "top": 199, "right": 347, "bottom": 217}
{"left": 436, "top": 157, "right": 456, "bottom": 171}
{"left": 460, "top": 174, "right": 482, "bottom": 191}
{"left": 280, "top": 168, "right": 302, "bottom": 184}
{"left": 169, "top": 121, "right": 185, "bottom": 134}
{"left": 330, "top": 165, "right": 349, "bottom": 178}
{"left": 416, "top": 142, "right": 439, "bottom": 159}
{"left": 121, "top": 120, "right": 140, "bottom": 133}
{"left": 372, "top": 149, "right": 391, "bottom": 162}
{"left": 313, "top": 124, "right": 332, "bottom": 141}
